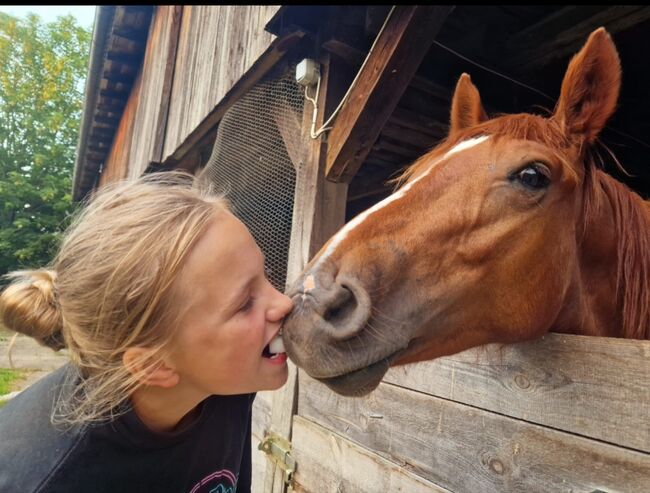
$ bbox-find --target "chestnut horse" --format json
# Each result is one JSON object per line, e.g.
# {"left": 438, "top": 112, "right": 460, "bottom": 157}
{"left": 282, "top": 28, "right": 650, "bottom": 397}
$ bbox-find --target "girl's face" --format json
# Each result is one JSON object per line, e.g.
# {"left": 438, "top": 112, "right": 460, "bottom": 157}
{"left": 167, "top": 210, "right": 293, "bottom": 396}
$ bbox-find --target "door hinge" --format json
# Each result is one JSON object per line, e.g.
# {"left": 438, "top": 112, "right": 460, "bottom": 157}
{"left": 258, "top": 433, "right": 296, "bottom": 488}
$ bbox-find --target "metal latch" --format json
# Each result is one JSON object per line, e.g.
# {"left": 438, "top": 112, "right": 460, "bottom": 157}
{"left": 258, "top": 433, "right": 296, "bottom": 487}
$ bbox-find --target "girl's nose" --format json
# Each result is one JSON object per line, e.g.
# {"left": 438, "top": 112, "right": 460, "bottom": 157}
{"left": 268, "top": 290, "right": 294, "bottom": 322}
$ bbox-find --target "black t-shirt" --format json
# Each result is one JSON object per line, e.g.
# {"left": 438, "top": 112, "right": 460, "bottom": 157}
{"left": 0, "top": 363, "right": 253, "bottom": 493}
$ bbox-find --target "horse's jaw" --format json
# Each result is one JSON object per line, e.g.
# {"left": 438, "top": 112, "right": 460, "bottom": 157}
{"left": 315, "top": 355, "right": 394, "bottom": 397}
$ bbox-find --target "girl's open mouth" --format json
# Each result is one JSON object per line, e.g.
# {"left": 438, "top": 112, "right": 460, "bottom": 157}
{"left": 262, "top": 332, "right": 286, "bottom": 360}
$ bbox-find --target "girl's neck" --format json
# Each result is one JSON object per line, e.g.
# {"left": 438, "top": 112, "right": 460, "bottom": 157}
{"left": 129, "top": 384, "right": 208, "bottom": 433}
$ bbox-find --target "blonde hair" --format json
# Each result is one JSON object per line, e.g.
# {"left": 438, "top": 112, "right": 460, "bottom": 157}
{"left": 0, "top": 172, "right": 229, "bottom": 425}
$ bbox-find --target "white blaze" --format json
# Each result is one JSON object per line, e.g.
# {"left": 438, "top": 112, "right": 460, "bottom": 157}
{"left": 313, "top": 136, "right": 490, "bottom": 270}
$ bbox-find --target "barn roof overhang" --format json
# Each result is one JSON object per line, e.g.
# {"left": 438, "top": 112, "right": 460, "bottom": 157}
{"left": 72, "top": 5, "right": 153, "bottom": 202}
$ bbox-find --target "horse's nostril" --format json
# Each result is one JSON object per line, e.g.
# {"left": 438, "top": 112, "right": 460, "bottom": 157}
{"left": 323, "top": 285, "right": 357, "bottom": 326}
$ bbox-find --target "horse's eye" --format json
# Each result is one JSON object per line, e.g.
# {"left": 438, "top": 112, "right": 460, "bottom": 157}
{"left": 512, "top": 164, "right": 550, "bottom": 190}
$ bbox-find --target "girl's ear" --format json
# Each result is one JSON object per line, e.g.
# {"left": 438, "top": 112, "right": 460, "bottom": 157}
{"left": 122, "top": 347, "right": 180, "bottom": 388}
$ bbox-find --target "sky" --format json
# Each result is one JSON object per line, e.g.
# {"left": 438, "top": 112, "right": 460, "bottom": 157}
{"left": 0, "top": 5, "right": 96, "bottom": 29}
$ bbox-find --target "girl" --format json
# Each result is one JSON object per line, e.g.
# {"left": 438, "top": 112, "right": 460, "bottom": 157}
{"left": 0, "top": 172, "right": 293, "bottom": 492}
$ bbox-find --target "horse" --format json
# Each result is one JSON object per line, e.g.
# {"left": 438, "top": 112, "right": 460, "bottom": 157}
{"left": 282, "top": 27, "right": 650, "bottom": 397}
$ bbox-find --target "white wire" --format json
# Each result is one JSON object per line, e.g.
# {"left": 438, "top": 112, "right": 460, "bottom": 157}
{"left": 305, "top": 5, "right": 396, "bottom": 140}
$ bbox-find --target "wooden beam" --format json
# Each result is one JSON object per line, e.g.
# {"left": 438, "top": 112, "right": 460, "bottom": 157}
{"left": 102, "top": 71, "right": 137, "bottom": 85}
{"left": 89, "top": 126, "right": 115, "bottom": 137}
{"left": 505, "top": 6, "right": 650, "bottom": 72}
{"left": 325, "top": 6, "right": 453, "bottom": 183}
{"left": 86, "top": 145, "right": 108, "bottom": 154}
{"left": 105, "top": 51, "right": 141, "bottom": 66}
{"left": 322, "top": 38, "right": 365, "bottom": 66}
{"left": 111, "top": 27, "right": 144, "bottom": 42}
{"left": 94, "top": 115, "right": 120, "bottom": 126}
{"left": 85, "top": 151, "right": 105, "bottom": 161}
{"left": 96, "top": 102, "right": 126, "bottom": 113}
{"left": 321, "top": 37, "right": 452, "bottom": 116}
{"left": 98, "top": 88, "right": 130, "bottom": 100}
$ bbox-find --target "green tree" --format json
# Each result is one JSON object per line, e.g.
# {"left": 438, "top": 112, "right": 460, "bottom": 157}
{"left": 0, "top": 12, "right": 91, "bottom": 275}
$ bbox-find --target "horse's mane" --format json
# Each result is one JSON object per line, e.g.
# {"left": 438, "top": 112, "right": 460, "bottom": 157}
{"left": 395, "top": 113, "right": 650, "bottom": 339}
{"left": 585, "top": 168, "right": 650, "bottom": 339}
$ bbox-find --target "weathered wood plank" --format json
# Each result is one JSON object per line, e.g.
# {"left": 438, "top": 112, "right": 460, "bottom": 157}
{"left": 292, "top": 416, "right": 451, "bottom": 493}
{"left": 99, "top": 69, "right": 142, "bottom": 185}
{"left": 162, "top": 6, "right": 281, "bottom": 161}
{"left": 151, "top": 6, "right": 182, "bottom": 165}
{"left": 251, "top": 391, "right": 273, "bottom": 493}
{"left": 127, "top": 6, "right": 182, "bottom": 177}
{"left": 325, "top": 6, "right": 453, "bottom": 183}
{"left": 383, "top": 333, "right": 650, "bottom": 453}
{"left": 162, "top": 30, "right": 305, "bottom": 171}
{"left": 298, "top": 373, "right": 650, "bottom": 493}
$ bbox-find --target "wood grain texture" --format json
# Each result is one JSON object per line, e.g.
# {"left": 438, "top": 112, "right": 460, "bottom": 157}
{"left": 325, "top": 5, "right": 452, "bottom": 183}
{"left": 383, "top": 333, "right": 650, "bottom": 453}
{"left": 162, "top": 6, "right": 280, "bottom": 160}
{"left": 292, "top": 416, "right": 451, "bottom": 493}
{"left": 127, "top": 6, "right": 182, "bottom": 177}
{"left": 251, "top": 391, "right": 273, "bottom": 493}
{"left": 100, "top": 70, "right": 142, "bottom": 184}
{"left": 298, "top": 373, "right": 650, "bottom": 493}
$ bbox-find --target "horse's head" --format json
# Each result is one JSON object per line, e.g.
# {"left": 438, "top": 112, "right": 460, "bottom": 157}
{"left": 283, "top": 28, "right": 628, "bottom": 396}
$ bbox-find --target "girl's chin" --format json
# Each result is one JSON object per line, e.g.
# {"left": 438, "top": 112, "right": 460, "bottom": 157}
{"left": 265, "top": 364, "right": 289, "bottom": 390}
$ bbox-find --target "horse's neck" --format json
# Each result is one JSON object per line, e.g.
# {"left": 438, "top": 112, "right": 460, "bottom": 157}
{"left": 561, "top": 171, "right": 650, "bottom": 338}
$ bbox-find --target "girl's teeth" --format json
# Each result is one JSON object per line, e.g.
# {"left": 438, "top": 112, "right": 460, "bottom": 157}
{"left": 269, "top": 334, "right": 285, "bottom": 354}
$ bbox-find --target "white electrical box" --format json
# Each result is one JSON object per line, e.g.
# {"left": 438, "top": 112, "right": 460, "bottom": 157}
{"left": 295, "top": 59, "right": 320, "bottom": 87}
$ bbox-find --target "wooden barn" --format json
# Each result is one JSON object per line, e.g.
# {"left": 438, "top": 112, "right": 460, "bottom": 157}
{"left": 73, "top": 6, "right": 650, "bottom": 492}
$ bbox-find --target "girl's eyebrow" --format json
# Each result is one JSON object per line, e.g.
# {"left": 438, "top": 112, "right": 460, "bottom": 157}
{"left": 224, "top": 280, "right": 252, "bottom": 313}
{"left": 224, "top": 251, "right": 265, "bottom": 313}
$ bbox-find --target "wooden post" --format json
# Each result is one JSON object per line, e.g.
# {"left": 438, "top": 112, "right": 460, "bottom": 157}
{"left": 263, "top": 52, "right": 348, "bottom": 493}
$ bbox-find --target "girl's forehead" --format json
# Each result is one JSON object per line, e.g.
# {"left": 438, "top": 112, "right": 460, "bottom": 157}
{"left": 176, "top": 212, "right": 260, "bottom": 298}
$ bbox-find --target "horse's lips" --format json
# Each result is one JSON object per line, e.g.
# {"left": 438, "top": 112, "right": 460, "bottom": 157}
{"left": 314, "top": 354, "right": 396, "bottom": 397}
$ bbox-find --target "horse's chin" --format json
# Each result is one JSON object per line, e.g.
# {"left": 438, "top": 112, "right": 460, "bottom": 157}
{"left": 315, "top": 356, "right": 393, "bottom": 396}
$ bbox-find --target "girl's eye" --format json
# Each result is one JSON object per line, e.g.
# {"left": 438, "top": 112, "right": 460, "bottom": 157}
{"left": 510, "top": 162, "right": 551, "bottom": 190}
{"left": 238, "top": 297, "right": 254, "bottom": 313}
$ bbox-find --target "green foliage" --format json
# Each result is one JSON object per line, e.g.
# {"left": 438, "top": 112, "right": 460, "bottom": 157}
{"left": 0, "top": 368, "right": 26, "bottom": 395}
{"left": 0, "top": 12, "right": 91, "bottom": 275}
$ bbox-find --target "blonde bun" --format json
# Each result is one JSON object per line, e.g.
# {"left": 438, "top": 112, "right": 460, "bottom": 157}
{"left": 0, "top": 270, "right": 65, "bottom": 350}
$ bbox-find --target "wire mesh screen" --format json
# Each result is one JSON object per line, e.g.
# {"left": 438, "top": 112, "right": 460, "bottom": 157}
{"left": 199, "top": 65, "right": 304, "bottom": 290}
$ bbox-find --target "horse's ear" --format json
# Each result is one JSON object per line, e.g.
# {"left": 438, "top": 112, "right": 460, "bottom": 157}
{"left": 450, "top": 73, "right": 488, "bottom": 134}
{"left": 553, "top": 27, "right": 621, "bottom": 144}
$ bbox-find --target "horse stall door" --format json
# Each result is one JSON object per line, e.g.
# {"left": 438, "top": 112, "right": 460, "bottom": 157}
{"left": 290, "top": 335, "right": 650, "bottom": 492}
